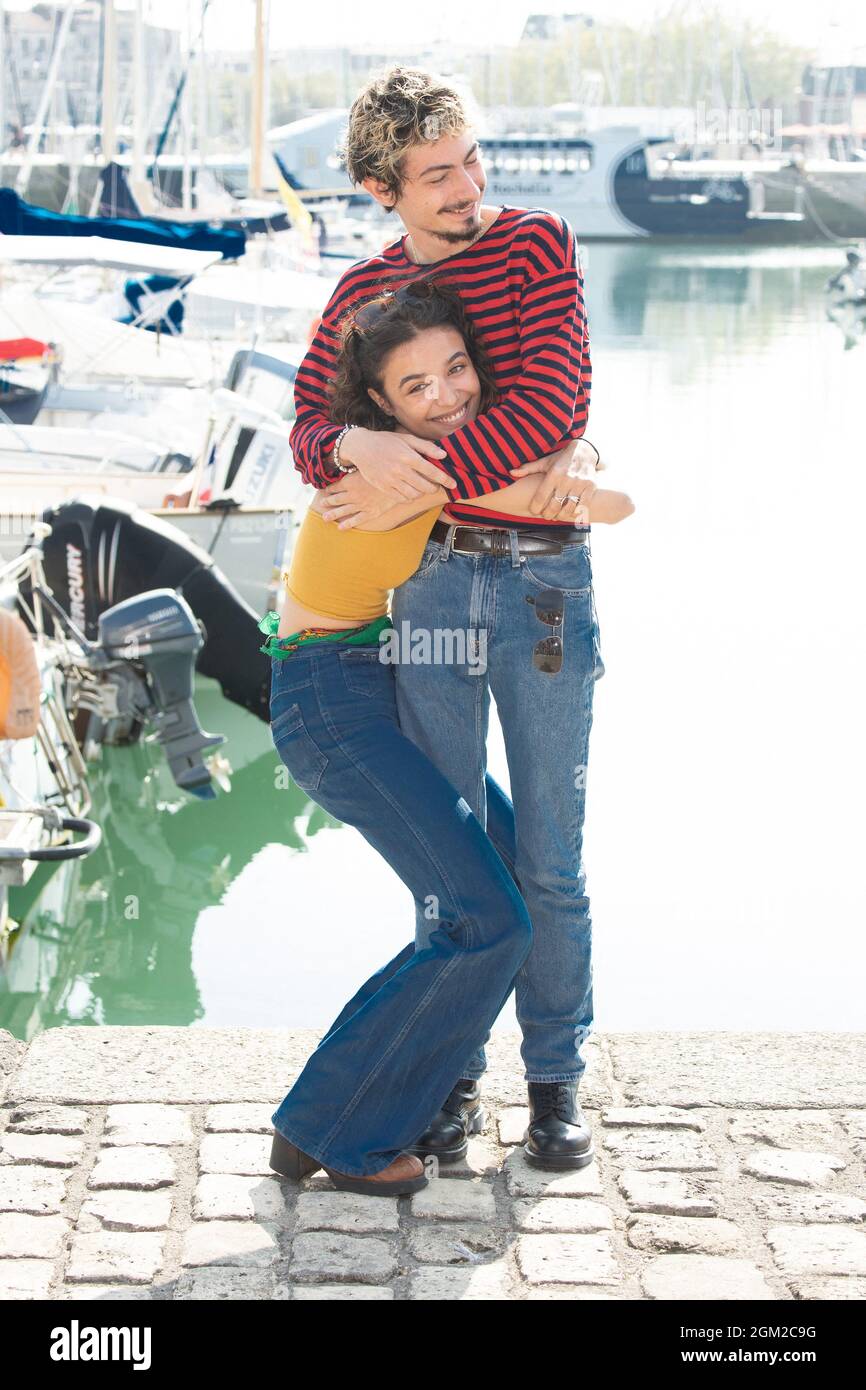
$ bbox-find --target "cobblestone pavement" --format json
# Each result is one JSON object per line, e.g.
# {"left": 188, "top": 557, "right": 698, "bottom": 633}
{"left": 1, "top": 1028, "right": 864, "bottom": 1300}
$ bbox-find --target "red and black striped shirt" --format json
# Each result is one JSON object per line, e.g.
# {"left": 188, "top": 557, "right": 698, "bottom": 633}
{"left": 289, "top": 204, "right": 592, "bottom": 528}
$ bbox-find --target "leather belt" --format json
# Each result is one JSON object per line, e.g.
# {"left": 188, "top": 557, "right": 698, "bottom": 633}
{"left": 430, "top": 518, "right": 588, "bottom": 556}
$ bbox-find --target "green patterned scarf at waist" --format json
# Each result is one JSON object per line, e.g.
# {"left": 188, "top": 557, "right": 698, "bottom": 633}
{"left": 258, "top": 609, "right": 393, "bottom": 659}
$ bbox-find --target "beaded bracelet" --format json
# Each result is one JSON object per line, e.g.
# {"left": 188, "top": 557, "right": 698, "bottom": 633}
{"left": 332, "top": 424, "right": 359, "bottom": 474}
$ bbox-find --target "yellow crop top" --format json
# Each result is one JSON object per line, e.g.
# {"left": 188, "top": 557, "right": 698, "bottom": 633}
{"left": 281, "top": 503, "right": 443, "bottom": 622}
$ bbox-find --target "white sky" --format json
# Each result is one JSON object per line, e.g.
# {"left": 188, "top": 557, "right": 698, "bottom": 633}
{"left": 3, "top": 1, "right": 866, "bottom": 56}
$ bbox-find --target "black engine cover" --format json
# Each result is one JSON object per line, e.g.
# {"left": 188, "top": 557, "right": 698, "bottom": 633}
{"left": 20, "top": 496, "right": 271, "bottom": 723}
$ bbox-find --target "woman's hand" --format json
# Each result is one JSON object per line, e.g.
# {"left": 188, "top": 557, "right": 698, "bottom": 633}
{"left": 320, "top": 460, "right": 451, "bottom": 529}
{"left": 319, "top": 471, "right": 408, "bottom": 529}
{"left": 337, "top": 427, "right": 457, "bottom": 502}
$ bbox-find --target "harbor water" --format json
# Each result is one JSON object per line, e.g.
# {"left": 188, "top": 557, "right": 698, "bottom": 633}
{"left": 1, "top": 241, "right": 863, "bottom": 1040}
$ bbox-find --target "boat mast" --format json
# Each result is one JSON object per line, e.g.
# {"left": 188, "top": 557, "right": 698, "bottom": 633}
{"left": 250, "top": 0, "right": 267, "bottom": 197}
{"left": 198, "top": 0, "right": 208, "bottom": 176}
{"left": 15, "top": 0, "right": 78, "bottom": 193}
{"left": 0, "top": 0, "right": 5, "bottom": 160}
{"left": 132, "top": 0, "right": 145, "bottom": 188}
{"left": 181, "top": 0, "right": 192, "bottom": 209}
{"left": 102, "top": 0, "right": 117, "bottom": 164}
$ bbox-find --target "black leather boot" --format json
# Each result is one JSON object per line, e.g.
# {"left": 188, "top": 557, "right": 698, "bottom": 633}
{"left": 523, "top": 1081, "right": 594, "bottom": 1169}
{"left": 405, "top": 1078, "right": 486, "bottom": 1163}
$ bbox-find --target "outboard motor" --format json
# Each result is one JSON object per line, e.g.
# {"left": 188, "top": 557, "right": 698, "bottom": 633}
{"left": 19, "top": 495, "right": 272, "bottom": 723}
{"left": 96, "top": 589, "right": 226, "bottom": 797}
{"left": 25, "top": 575, "right": 227, "bottom": 800}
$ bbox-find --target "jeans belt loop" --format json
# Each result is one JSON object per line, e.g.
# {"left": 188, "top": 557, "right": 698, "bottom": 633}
{"left": 444, "top": 523, "right": 456, "bottom": 560}
{"left": 509, "top": 528, "right": 522, "bottom": 567}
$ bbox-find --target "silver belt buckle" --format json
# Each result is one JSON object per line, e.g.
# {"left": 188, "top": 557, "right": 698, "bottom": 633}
{"left": 451, "top": 527, "right": 475, "bottom": 554}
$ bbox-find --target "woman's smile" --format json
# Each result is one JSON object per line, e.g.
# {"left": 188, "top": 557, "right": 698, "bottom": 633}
{"left": 432, "top": 400, "right": 471, "bottom": 426}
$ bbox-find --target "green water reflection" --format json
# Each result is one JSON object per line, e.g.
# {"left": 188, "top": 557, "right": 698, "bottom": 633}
{"left": 2, "top": 241, "right": 863, "bottom": 1039}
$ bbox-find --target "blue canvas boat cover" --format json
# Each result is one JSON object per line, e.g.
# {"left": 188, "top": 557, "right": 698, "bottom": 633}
{"left": 0, "top": 187, "right": 245, "bottom": 260}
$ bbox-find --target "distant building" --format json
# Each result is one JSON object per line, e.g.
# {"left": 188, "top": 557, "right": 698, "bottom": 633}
{"left": 799, "top": 65, "right": 866, "bottom": 138}
{"left": 4, "top": 1, "right": 182, "bottom": 141}
{"left": 520, "top": 13, "right": 594, "bottom": 42}
{"left": 268, "top": 41, "right": 477, "bottom": 105}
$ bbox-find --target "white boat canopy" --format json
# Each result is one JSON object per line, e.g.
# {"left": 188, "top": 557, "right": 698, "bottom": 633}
{"left": 187, "top": 264, "right": 338, "bottom": 311}
{"left": 0, "top": 288, "right": 236, "bottom": 384}
{"left": 0, "top": 235, "right": 222, "bottom": 278}
{"left": 0, "top": 423, "right": 167, "bottom": 471}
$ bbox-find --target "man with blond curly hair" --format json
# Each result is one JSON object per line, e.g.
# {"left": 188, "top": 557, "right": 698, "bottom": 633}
{"left": 288, "top": 65, "right": 607, "bottom": 1171}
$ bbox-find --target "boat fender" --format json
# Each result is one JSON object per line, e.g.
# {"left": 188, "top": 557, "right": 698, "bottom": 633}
{"left": 0, "top": 608, "right": 41, "bottom": 740}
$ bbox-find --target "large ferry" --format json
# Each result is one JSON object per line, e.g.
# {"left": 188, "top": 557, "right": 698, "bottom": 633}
{"left": 268, "top": 110, "right": 866, "bottom": 244}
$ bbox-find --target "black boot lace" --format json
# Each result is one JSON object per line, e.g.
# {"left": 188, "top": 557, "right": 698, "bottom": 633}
{"left": 533, "top": 1081, "right": 571, "bottom": 1117}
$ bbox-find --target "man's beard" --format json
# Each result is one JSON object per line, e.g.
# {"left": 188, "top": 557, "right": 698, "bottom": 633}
{"left": 430, "top": 208, "right": 485, "bottom": 246}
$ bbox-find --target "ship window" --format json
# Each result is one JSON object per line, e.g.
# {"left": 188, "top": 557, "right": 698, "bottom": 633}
{"left": 554, "top": 157, "right": 566, "bottom": 172}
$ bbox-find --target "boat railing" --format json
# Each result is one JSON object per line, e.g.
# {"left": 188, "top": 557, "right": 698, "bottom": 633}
{"left": 0, "top": 524, "right": 94, "bottom": 819}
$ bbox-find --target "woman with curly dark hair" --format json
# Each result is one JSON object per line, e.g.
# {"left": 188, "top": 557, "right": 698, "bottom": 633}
{"left": 259, "top": 278, "right": 632, "bottom": 1197}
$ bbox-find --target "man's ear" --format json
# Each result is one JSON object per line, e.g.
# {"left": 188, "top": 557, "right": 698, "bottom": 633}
{"left": 360, "top": 175, "right": 398, "bottom": 212}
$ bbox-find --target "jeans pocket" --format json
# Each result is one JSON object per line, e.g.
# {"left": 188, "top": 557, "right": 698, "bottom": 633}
{"left": 269, "top": 653, "right": 313, "bottom": 699}
{"left": 338, "top": 647, "right": 395, "bottom": 700}
{"left": 521, "top": 543, "right": 591, "bottom": 596}
{"left": 271, "top": 702, "right": 329, "bottom": 792}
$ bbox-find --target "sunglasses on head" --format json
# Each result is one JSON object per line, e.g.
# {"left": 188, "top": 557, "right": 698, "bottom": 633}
{"left": 350, "top": 278, "right": 438, "bottom": 334}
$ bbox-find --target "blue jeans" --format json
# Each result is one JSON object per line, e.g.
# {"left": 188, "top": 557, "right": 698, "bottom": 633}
{"left": 268, "top": 640, "right": 533, "bottom": 1177}
{"left": 390, "top": 525, "right": 605, "bottom": 1084}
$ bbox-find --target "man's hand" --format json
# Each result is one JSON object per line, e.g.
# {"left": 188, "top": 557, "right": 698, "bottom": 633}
{"left": 508, "top": 437, "right": 600, "bottom": 481}
{"left": 338, "top": 427, "right": 457, "bottom": 502}
{"left": 319, "top": 471, "right": 406, "bottom": 530}
{"left": 509, "top": 438, "right": 600, "bottom": 522}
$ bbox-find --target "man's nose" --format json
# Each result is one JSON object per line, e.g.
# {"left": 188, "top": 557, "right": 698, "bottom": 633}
{"left": 456, "top": 166, "right": 482, "bottom": 198}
